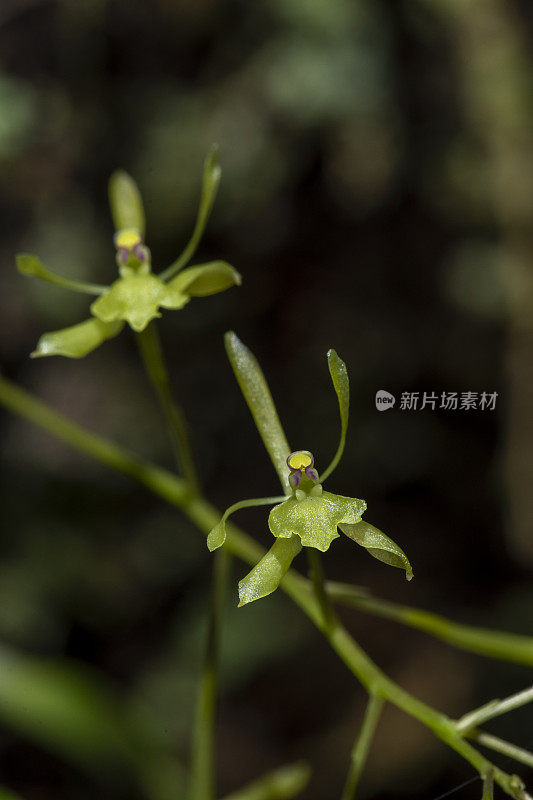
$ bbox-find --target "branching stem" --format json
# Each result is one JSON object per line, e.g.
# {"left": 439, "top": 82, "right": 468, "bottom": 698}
{"left": 0, "top": 375, "right": 530, "bottom": 799}
{"left": 325, "top": 583, "right": 533, "bottom": 668}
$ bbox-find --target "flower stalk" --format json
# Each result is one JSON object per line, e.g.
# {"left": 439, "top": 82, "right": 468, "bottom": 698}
{"left": 325, "top": 584, "right": 533, "bottom": 668}
{"left": 306, "top": 549, "right": 335, "bottom": 631}
{"left": 341, "top": 693, "right": 384, "bottom": 800}
{"left": 189, "top": 549, "right": 230, "bottom": 800}
{"left": 136, "top": 320, "right": 199, "bottom": 493}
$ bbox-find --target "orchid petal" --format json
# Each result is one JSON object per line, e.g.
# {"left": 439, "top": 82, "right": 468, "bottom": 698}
{"left": 320, "top": 349, "right": 349, "bottom": 483}
{"left": 340, "top": 521, "right": 413, "bottom": 581}
{"left": 238, "top": 536, "right": 302, "bottom": 606}
{"left": 31, "top": 318, "right": 123, "bottom": 359}
{"left": 108, "top": 170, "right": 145, "bottom": 237}
{"left": 168, "top": 261, "right": 241, "bottom": 297}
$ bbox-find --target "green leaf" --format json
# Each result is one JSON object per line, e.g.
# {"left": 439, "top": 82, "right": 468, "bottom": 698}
{"left": 339, "top": 521, "right": 413, "bottom": 581}
{"left": 108, "top": 170, "right": 146, "bottom": 236}
{"left": 168, "top": 261, "right": 241, "bottom": 297}
{"left": 320, "top": 349, "right": 349, "bottom": 483}
{"left": 238, "top": 536, "right": 302, "bottom": 606}
{"left": 159, "top": 145, "right": 222, "bottom": 281}
{"left": 90, "top": 274, "right": 189, "bottom": 332}
{"left": 221, "top": 761, "right": 311, "bottom": 800}
{"left": 269, "top": 491, "right": 366, "bottom": 552}
{"left": 16, "top": 253, "right": 107, "bottom": 295}
{"left": 31, "top": 318, "right": 124, "bottom": 359}
{"left": 207, "top": 496, "right": 286, "bottom": 552}
{"left": 225, "top": 331, "right": 292, "bottom": 492}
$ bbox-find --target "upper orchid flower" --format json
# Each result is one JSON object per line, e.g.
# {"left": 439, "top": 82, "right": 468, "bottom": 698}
{"left": 207, "top": 333, "right": 413, "bottom": 606}
{"left": 16, "top": 147, "right": 241, "bottom": 358}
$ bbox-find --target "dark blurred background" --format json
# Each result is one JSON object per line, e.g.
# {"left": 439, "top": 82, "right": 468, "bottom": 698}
{"left": 0, "top": 0, "right": 532, "bottom": 798}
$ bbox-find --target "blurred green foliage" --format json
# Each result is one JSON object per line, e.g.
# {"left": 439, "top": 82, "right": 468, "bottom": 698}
{"left": 0, "top": 0, "right": 532, "bottom": 798}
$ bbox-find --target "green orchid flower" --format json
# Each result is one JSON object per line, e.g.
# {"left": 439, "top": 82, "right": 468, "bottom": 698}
{"left": 208, "top": 334, "right": 413, "bottom": 606}
{"left": 17, "top": 147, "right": 241, "bottom": 358}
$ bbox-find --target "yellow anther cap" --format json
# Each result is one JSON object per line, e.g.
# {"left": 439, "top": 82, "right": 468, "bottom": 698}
{"left": 287, "top": 450, "right": 313, "bottom": 470}
{"left": 115, "top": 228, "right": 142, "bottom": 249}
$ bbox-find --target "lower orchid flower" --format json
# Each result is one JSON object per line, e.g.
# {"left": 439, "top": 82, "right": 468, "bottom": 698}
{"left": 207, "top": 334, "right": 413, "bottom": 606}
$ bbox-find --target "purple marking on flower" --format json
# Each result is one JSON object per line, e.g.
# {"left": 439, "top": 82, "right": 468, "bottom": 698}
{"left": 289, "top": 471, "right": 301, "bottom": 490}
{"left": 305, "top": 467, "right": 319, "bottom": 483}
{"left": 133, "top": 243, "right": 146, "bottom": 261}
{"left": 118, "top": 247, "right": 129, "bottom": 264}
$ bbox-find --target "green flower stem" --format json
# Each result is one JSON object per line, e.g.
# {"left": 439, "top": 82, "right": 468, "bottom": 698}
{"left": 189, "top": 549, "right": 230, "bottom": 800}
{"left": 136, "top": 322, "right": 199, "bottom": 494}
{"left": 219, "top": 761, "right": 311, "bottom": 800}
{"left": 0, "top": 374, "right": 190, "bottom": 506}
{"left": 306, "top": 549, "right": 335, "bottom": 631}
{"left": 483, "top": 770, "right": 495, "bottom": 800}
{"left": 341, "top": 694, "right": 384, "bottom": 800}
{"left": 469, "top": 731, "right": 533, "bottom": 770}
{"left": 325, "top": 582, "right": 533, "bottom": 668}
{"left": 0, "top": 377, "right": 529, "bottom": 799}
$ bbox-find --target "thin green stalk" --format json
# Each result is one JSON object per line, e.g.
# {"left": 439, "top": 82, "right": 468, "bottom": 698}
{"left": 306, "top": 549, "right": 335, "bottom": 631}
{"left": 189, "top": 549, "right": 230, "bottom": 800}
{"left": 0, "top": 374, "right": 190, "bottom": 505}
{"left": 159, "top": 146, "right": 220, "bottom": 282}
{"left": 326, "top": 583, "right": 533, "bottom": 668}
{"left": 16, "top": 253, "right": 108, "bottom": 295}
{"left": 341, "top": 694, "right": 384, "bottom": 800}
{"left": 483, "top": 770, "right": 494, "bottom": 800}
{"left": 40, "top": 278, "right": 107, "bottom": 295}
{"left": 136, "top": 321, "right": 199, "bottom": 494}
{"left": 0, "top": 377, "right": 528, "bottom": 799}
{"left": 458, "top": 686, "right": 533, "bottom": 731}
{"left": 470, "top": 732, "right": 533, "bottom": 770}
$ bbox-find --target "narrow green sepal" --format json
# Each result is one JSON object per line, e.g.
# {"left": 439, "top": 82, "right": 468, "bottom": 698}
{"left": 207, "top": 496, "right": 286, "bottom": 552}
{"left": 31, "top": 318, "right": 123, "bottom": 359}
{"left": 339, "top": 521, "right": 414, "bottom": 581}
{"left": 320, "top": 349, "right": 349, "bottom": 483}
{"left": 238, "top": 536, "right": 302, "bottom": 606}
{"left": 168, "top": 261, "right": 241, "bottom": 297}
{"left": 224, "top": 331, "right": 291, "bottom": 492}
{"left": 159, "top": 145, "right": 222, "bottom": 281}
{"left": 16, "top": 253, "right": 106, "bottom": 296}
{"left": 108, "top": 170, "right": 146, "bottom": 237}
{"left": 207, "top": 519, "right": 227, "bottom": 552}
